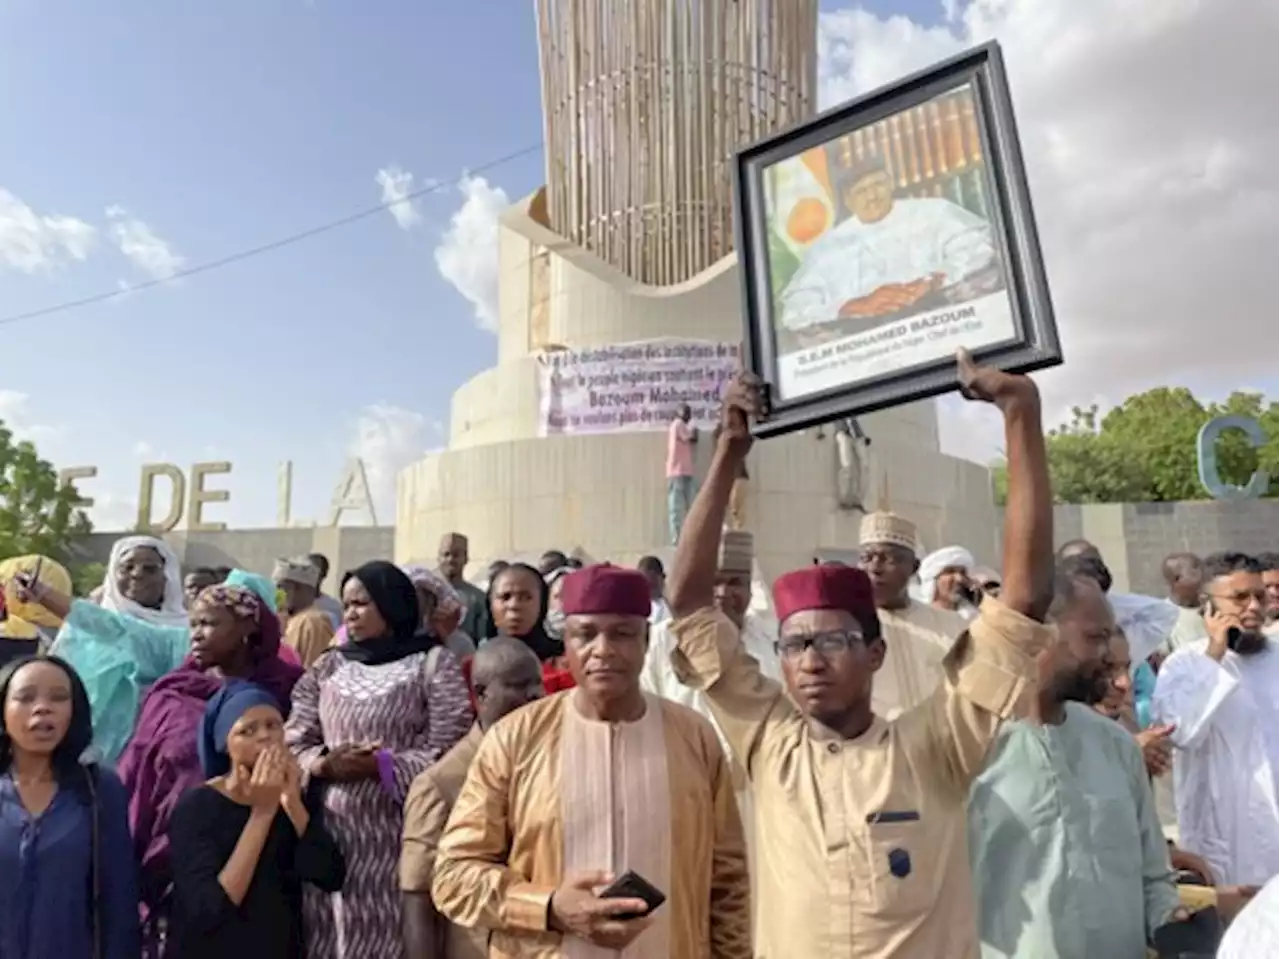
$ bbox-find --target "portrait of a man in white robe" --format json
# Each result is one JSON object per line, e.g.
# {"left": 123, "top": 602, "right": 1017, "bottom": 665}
{"left": 774, "top": 149, "right": 1004, "bottom": 351}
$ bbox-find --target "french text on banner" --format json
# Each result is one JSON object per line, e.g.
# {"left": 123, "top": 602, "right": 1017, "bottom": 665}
{"left": 537, "top": 339, "right": 740, "bottom": 436}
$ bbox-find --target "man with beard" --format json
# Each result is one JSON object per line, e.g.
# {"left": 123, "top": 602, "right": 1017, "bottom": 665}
{"left": 967, "top": 572, "right": 1184, "bottom": 958}
{"left": 1151, "top": 551, "right": 1279, "bottom": 887}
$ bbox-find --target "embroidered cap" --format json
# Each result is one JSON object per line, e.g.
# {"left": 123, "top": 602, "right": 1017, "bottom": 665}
{"left": 858, "top": 511, "right": 918, "bottom": 553}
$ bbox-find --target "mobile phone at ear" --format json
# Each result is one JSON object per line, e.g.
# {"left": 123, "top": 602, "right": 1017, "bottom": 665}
{"left": 598, "top": 869, "right": 666, "bottom": 919}
{"left": 1203, "top": 598, "right": 1244, "bottom": 651}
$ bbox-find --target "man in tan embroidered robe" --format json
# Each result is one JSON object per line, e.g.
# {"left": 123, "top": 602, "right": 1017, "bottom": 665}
{"left": 401, "top": 637, "right": 547, "bottom": 958}
{"left": 433, "top": 563, "right": 751, "bottom": 959}
{"left": 665, "top": 353, "right": 1058, "bottom": 959}
{"left": 857, "top": 511, "right": 968, "bottom": 718}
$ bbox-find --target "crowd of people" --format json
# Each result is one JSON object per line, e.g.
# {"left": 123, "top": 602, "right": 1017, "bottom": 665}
{"left": 0, "top": 354, "right": 1276, "bottom": 959}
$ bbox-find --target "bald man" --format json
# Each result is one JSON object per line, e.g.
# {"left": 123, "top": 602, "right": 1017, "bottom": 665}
{"left": 437, "top": 532, "right": 488, "bottom": 640}
{"left": 433, "top": 564, "right": 751, "bottom": 958}
{"left": 1161, "top": 552, "right": 1205, "bottom": 654}
{"left": 401, "top": 637, "right": 546, "bottom": 959}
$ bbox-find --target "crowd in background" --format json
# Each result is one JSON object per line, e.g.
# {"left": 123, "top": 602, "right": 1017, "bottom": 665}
{"left": 0, "top": 362, "right": 1276, "bottom": 959}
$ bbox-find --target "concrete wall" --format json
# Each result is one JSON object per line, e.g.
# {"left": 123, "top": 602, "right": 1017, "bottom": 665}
{"left": 1051, "top": 499, "right": 1279, "bottom": 595}
{"left": 78, "top": 527, "right": 395, "bottom": 595}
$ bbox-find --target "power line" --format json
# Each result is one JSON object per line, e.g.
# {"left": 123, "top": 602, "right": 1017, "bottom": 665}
{"left": 0, "top": 142, "right": 543, "bottom": 327}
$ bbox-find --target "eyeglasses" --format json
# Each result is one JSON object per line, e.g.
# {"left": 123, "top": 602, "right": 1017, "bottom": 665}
{"left": 1208, "top": 589, "right": 1267, "bottom": 607}
{"left": 775, "top": 630, "right": 863, "bottom": 661}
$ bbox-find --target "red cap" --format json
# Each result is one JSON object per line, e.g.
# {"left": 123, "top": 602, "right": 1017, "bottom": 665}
{"left": 772, "top": 565, "right": 878, "bottom": 634}
{"left": 560, "top": 564, "right": 651, "bottom": 618}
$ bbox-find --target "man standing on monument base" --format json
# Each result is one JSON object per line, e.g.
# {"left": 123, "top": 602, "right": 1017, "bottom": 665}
{"left": 665, "top": 350, "right": 1057, "bottom": 958}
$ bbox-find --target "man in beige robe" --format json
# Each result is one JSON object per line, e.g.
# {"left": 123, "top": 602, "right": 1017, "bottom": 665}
{"left": 857, "top": 511, "right": 968, "bottom": 718}
{"left": 665, "top": 353, "right": 1058, "bottom": 959}
{"left": 401, "top": 637, "right": 547, "bottom": 958}
{"left": 272, "top": 556, "right": 336, "bottom": 667}
{"left": 433, "top": 563, "right": 751, "bottom": 959}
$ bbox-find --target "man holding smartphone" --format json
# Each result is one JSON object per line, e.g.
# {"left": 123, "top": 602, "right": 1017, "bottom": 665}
{"left": 432, "top": 563, "right": 751, "bottom": 958}
{"left": 1151, "top": 551, "right": 1279, "bottom": 887}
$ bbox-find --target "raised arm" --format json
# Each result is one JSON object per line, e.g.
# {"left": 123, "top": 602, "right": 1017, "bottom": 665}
{"left": 666, "top": 374, "right": 799, "bottom": 773}
{"left": 966, "top": 349, "right": 1054, "bottom": 620}
{"left": 897, "top": 352, "right": 1057, "bottom": 790}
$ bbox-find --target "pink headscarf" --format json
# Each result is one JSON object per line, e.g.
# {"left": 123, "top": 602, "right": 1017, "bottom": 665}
{"left": 401, "top": 563, "right": 463, "bottom": 618}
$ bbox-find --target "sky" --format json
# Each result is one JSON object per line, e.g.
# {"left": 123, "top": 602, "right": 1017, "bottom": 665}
{"left": 1, "top": 0, "right": 1275, "bottom": 534}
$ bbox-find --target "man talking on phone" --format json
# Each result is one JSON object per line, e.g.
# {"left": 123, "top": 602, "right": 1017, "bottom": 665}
{"left": 1151, "top": 551, "right": 1279, "bottom": 887}
{"left": 432, "top": 563, "right": 751, "bottom": 958}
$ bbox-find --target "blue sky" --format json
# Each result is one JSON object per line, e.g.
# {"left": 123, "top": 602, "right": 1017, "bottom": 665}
{"left": 1, "top": 0, "right": 1274, "bottom": 531}
{"left": 0, "top": 0, "right": 941, "bottom": 530}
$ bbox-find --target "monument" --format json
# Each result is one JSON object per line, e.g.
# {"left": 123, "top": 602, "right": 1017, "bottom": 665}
{"left": 396, "top": 0, "right": 1000, "bottom": 579}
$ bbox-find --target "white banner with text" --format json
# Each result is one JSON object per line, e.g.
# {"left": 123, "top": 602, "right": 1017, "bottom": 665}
{"left": 537, "top": 339, "right": 740, "bottom": 436}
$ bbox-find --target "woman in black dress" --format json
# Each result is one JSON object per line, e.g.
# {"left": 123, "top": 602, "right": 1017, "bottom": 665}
{"left": 167, "top": 681, "right": 344, "bottom": 959}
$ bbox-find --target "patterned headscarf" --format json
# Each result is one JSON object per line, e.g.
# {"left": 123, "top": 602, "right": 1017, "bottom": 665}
{"left": 197, "top": 584, "right": 262, "bottom": 623}
{"left": 401, "top": 564, "right": 463, "bottom": 618}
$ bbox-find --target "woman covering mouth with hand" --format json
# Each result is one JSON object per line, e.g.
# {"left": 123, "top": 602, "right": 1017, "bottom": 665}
{"left": 117, "top": 584, "right": 303, "bottom": 957}
{"left": 0, "top": 655, "right": 141, "bottom": 958}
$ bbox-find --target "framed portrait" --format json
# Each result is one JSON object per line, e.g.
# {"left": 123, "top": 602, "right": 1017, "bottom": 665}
{"left": 733, "top": 41, "right": 1062, "bottom": 439}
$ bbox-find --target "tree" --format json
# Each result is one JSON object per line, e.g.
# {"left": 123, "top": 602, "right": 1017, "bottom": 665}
{"left": 72, "top": 561, "right": 107, "bottom": 597}
{"left": 0, "top": 422, "right": 93, "bottom": 561}
{"left": 990, "top": 388, "right": 1279, "bottom": 505}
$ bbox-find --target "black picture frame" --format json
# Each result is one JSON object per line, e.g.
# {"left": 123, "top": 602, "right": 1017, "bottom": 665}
{"left": 733, "top": 40, "right": 1061, "bottom": 440}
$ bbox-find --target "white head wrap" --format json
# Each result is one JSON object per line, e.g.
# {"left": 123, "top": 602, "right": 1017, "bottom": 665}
{"left": 100, "top": 535, "right": 188, "bottom": 628}
{"left": 912, "top": 546, "right": 976, "bottom": 604}
{"left": 1108, "top": 592, "right": 1180, "bottom": 664}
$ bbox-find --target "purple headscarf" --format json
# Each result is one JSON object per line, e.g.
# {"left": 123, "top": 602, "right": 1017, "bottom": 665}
{"left": 117, "top": 585, "right": 302, "bottom": 919}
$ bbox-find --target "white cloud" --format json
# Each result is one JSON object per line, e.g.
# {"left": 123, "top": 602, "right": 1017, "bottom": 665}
{"left": 0, "top": 390, "right": 63, "bottom": 445}
{"left": 0, "top": 189, "right": 96, "bottom": 273}
{"left": 376, "top": 165, "right": 424, "bottom": 230}
{"left": 105, "top": 205, "right": 185, "bottom": 280}
{"left": 347, "top": 404, "right": 442, "bottom": 523}
{"left": 433, "top": 175, "right": 509, "bottom": 332}
{"left": 89, "top": 492, "right": 141, "bottom": 533}
{"left": 816, "top": 0, "right": 1278, "bottom": 463}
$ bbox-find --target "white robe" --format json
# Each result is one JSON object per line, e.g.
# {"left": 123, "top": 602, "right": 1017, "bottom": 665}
{"left": 641, "top": 611, "right": 781, "bottom": 763}
{"left": 1150, "top": 638, "right": 1280, "bottom": 885}
{"left": 1216, "top": 873, "right": 1279, "bottom": 959}
{"left": 778, "top": 196, "right": 995, "bottom": 332}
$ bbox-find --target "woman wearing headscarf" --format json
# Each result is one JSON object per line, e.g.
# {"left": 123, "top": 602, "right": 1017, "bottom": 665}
{"left": 0, "top": 654, "right": 140, "bottom": 958}
{"left": 224, "top": 569, "right": 304, "bottom": 668}
{"left": 401, "top": 563, "right": 475, "bottom": 658}
{"left": 284, "top": 560, "right": 473, "bottom": 959}
{"left": 41, "top": 535, "right": 192, "bottom": 764}
{"left": 483, "top": 561, "right": 576, "bottom": 692}
{"left": 118, "top": 583, "right": 303, "bottom": 958}
{"left": 0, "top": 556, "right": 72, "bottom": 668}
{"left": 167, "top": 681, "right": 344, "bottom": 959}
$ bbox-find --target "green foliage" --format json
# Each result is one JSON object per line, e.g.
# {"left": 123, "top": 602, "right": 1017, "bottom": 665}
{"left": 990, "top": 388, "right": 1279, "bottom": 506}
{"left": 0, "top": 422, "right": 93, "bottom": 561}
{"left": 72, "top": 561, "right": 107, "bottom": 597}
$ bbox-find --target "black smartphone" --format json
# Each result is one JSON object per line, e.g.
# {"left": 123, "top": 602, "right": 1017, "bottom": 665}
{"left": 1150, "top": 905, "right": 1219, "bottom": 957}
{"left": 1204, "top": 598, "right": 1244, "bottom": 651}
{"left": 598, "top": 869, "right": 666, "bottom": 920}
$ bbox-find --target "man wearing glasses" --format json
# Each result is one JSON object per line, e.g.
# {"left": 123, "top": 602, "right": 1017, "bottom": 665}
{"left": 1151, "top": 551, "right": 1279, "bottom": 888}
{"left": 664, "top": 350, "right": 1057, "bottom": 959}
